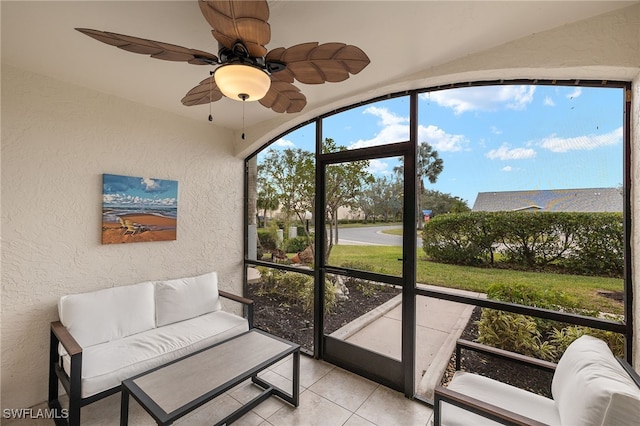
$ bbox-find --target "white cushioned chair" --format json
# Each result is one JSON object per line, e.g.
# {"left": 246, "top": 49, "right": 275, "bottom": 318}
{"left": 433, "top": 335, "right": 640, "bottom": 426}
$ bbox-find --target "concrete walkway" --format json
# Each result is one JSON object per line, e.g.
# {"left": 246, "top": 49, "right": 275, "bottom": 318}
{"left": 330, "top": 285, "right": 484, "bottom": 401}
{"left": 250, "top": 266, "right": 484, "bottom": 401}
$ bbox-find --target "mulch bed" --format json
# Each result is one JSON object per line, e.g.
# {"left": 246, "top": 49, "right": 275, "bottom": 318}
{"left": 247, "top": 282, "right": 553, "bottom": 397}
{"left": 247, "top": 281, "right": 401, "bottom": 352}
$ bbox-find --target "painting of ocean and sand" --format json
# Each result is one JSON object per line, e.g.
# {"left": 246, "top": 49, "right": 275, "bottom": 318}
{"left": 102, "top": 174, "right": 178, "bottom": 244}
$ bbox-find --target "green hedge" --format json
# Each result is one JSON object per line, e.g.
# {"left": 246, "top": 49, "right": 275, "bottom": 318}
{"left": 561, "top": 213, "right": 623, "bottom": 276}
{"left": 422, "top": 211, "right": 623, "bottom": 276}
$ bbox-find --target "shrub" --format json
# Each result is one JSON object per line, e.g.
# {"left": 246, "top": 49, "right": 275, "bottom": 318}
{"left": 422, "top": 211, "right": 623, "bottom": 277}
{"left": 476, "top": 309, "right": 557, "bottom": 361}
{"left": 254, "top": 267, "right": 336, "bottom": 313}
{"left": 562, "top": 213, "right": 623, "bottom": 276}
{"left": 296, "top": 225, "right": 309, "bottom": 237}
{"left": 422, "top": 213, "right": 491, "bottom": 265}
{"left": 478, "top": 282, "right": 621, "bottom": 362}
{"left": 498, "top": 212, "right": 576, "bottom": 267}
{"left": 258, "top": 229, "right": 277, "bottom": 250}
{"left": 486, "top": 283, "right": 577, "bottom": 311}
{"left": 284, "top": 236, "right": 310, "bottom": 253}
{"left": 549, "top": 326, "right": 625, "bottom": 358}
{"left": 355, "top": 280, "right": 379, "bottom": 297}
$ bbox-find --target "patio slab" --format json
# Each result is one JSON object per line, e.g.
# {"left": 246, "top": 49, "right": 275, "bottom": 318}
{"left": 337, "top": 285, "right": 484, "bottom": 402}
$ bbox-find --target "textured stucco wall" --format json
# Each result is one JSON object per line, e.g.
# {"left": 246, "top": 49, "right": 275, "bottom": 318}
{"left": 1, "top": 65, "right": 243, "bottom": 409}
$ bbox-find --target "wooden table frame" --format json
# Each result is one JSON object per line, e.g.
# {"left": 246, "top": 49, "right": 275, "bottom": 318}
{"left": 120, "top": 329, "right": 300, "bottom": 425}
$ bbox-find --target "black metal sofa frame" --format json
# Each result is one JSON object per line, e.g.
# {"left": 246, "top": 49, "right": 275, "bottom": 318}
{"left": 48, "top": 290, "right": 253, "bottom": 426}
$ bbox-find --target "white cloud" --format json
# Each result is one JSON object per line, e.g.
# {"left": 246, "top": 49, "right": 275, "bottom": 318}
{"left": 419, "top": 124, "right": 468, "bottom": 152}
{"left": 103, "top": 194, "right": 117, "bottom": 203}
{"left": 349, "top": 107, "right": 409, "bottom": 149}
{"left": 367, "top": 159, "right": 393, "bottom": 175}
{"left": 349, "top": 106, "right": 468, "bottom": 152}
{"left": 566, "top": 87, "right": 582, "bottom": 99}
{"left": 364, "top": 106, "right": 408, "bottom": 126}
{"left": 103, "top": 192, "right": 176, "bottom": 207}
{"left": 424, "top": 85, "right": 535, "bottom": 114}
{"left": 539, "top": 127, "right": 622, "bottom": 153}
{"left": 349, "top": 125, "right": 409, "bottom": 149}
{"left": 490, "top": 126, "right": 502, "bottom": 135}
{"left": 544, "top": 96, "right": 555, "bottom": 106}
{"left": 141, "top": 178, "right": 158, "bottom": 191}
{"left": 486, "top": 144, "right": 536, "bottom": 160}
{"left": 501, "top": 166, "right": 521, "bottom": 172}
{"left": 274, "top": 138, "right": 295, "bottom": 148}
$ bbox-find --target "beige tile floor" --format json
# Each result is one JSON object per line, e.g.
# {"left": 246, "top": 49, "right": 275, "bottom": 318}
{"left": 17, "top": 355, "right": 434, "bottom": 426}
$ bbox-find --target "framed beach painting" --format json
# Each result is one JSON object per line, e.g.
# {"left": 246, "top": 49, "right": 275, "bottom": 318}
{"left": 102, "top": 173, "right": 178, "bottom": 244}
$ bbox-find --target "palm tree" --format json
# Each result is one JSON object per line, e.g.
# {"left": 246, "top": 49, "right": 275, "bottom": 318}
{"left": 394, "top": 142, "right": 444, "bottom": 229}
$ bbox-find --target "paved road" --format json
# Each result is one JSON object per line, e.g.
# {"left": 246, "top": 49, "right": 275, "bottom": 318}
{"left": 336, "top": 225, "right": 422, "bottom": 247}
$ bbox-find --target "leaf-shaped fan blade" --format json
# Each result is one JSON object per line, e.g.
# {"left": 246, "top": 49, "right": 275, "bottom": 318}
{"left": 76, "top": 28, "right": 218, "bottom": 65}
{"left": 266, "top": 42, "right": 370, "bottom": 84}
{"left": 259, "top": 81, "right": 307, "bottom": 113}
{"left": 181, "top": 76, "right": 224, "bottom": 106}
{"left": 198, "top": 0, "right": 270, "bottom": 58}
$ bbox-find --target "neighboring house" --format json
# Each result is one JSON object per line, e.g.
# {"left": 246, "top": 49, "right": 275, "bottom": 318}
{"left": 472, "top": 188, "right": 622, "bottom": 213}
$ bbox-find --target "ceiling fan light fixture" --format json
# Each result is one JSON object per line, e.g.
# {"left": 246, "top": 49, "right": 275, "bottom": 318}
{"left": 214, "top": 64, "right": 271, "bottom": 102}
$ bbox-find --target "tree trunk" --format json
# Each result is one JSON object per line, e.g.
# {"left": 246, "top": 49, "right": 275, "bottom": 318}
{"left": 247, "top": 157, "right": 258, "bottom": 226}
{"left": 326, "top": 218, "right": 335, "bottom": 260}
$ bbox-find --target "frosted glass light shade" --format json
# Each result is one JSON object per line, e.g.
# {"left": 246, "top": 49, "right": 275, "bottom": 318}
{"left": 214, "top": 64, "right": 271, "bottom": 101}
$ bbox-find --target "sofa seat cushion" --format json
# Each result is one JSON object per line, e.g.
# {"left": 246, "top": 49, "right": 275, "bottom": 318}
{"left": 439, "top": 371, "right": 560, "bottom": 426}
{"left": 552, "top": 335, "right": 640, "bottom": 426}
{"left": 63, "top": 311, "right": 249, "bottom": 398}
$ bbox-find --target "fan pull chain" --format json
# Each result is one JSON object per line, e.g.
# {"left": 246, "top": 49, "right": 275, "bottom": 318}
{"left": 242, "top": 97, "right": 247, "bottom": 140}
{"left": 208, "top": 71, "right": 214, "bottom": 122}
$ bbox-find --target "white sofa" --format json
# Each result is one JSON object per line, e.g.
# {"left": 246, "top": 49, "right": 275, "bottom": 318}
{"left": 48, "top": 272, "right": 253, "bottom": 426}
{"left": 434, "top": 335, "right": 640, "bottom": 426}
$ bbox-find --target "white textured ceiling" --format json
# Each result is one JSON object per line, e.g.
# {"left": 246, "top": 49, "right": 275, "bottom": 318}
{"left": 2, "top": 1, "right": 637, "bottom": 132}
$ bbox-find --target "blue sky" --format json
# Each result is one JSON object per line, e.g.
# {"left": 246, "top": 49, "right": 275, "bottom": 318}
{"left": 267, "top": 84, "right": 624, "bottom": 207}
{"left": 103, "top": 174, "right": 178, "bottom": 208}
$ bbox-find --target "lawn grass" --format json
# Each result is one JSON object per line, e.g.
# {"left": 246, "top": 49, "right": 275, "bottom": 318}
{"left": 329, "top": 244, "right": 624, "bottom": 315}
{"left": 380, "top": 227, "right": 403, "bottom": 236}
{"left": 380, "top": 226, "right": 422, "bottom": 238}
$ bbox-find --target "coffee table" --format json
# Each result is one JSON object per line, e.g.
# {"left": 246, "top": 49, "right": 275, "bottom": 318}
{"left": 120, "top": 329, "right": 300, "bottom": 425}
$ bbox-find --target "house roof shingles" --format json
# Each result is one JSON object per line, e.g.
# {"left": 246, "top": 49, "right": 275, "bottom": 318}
{"left": 472, "top": 188, "right": 622, "bottom": 212}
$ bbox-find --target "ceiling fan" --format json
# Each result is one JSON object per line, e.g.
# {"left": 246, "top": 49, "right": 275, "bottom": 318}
{"left": 76, "top": 0, "right": 371, "bottom": 118}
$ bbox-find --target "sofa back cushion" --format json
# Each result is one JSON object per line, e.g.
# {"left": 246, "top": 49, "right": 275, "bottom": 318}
{"left": 552, "top": 335, "right": 640, "bottom": 426}
{"left": 155, "top": 271, "right": 222, "bottom": 326}
{"left": 59, "top": 281, "right": 156, "bottom": 348}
